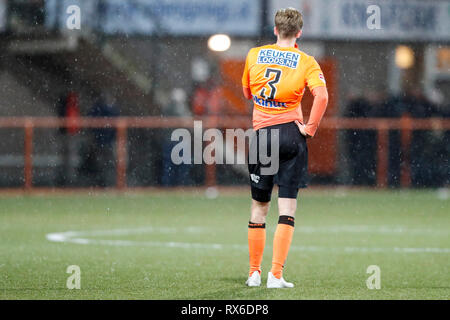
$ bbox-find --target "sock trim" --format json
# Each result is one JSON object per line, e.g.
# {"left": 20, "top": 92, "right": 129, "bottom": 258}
{"left": 278, "top": 215, "right": 295, "bottom": 227}
{"left": 248, "top": 221, "right": 266, "bottom": 229}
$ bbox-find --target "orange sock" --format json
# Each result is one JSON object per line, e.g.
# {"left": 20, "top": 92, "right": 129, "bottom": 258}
{"left": 248, "top": 222, "right": 266, "bottom": 276}
{"left": 271, "top": 216, "right": 295, "bottom": 279}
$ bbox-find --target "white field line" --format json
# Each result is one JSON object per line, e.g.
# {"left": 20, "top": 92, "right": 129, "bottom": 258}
{"left": 296, "top": 225, "right": 448, "bottom": 235}
{"left": 45, "top": 226, "right": 450, "bottom": 254}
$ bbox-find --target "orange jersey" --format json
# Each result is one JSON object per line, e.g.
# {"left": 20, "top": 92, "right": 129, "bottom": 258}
{"left": 242, "top": 43, "right": 326, "bottom": 131}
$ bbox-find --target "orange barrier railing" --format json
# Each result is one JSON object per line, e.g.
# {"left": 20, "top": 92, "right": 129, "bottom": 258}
{"left": 0, "top": 116, "right": 449, "bottom": 190}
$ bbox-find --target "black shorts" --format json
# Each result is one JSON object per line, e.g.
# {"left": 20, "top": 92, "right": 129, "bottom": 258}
{"left": 248, "top": 121, "right": 308, "bottom": 201}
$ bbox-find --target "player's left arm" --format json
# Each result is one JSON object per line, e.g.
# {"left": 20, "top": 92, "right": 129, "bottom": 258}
{"left": 297, "top": 57, "right": 329, "bottom": 138}
{"left": 304, "top": 86, "right": 328, "bottom": 137}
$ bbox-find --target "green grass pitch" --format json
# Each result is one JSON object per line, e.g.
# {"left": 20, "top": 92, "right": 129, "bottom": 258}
{"left": 0, "top": 189, "right": 449, "bottom": 300}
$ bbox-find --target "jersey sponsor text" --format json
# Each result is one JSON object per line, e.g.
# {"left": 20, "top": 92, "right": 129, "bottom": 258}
{"left": 257, "top": 49, "right": 300, "bottom": 69}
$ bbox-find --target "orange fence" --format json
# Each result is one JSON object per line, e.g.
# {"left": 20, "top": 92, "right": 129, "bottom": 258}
{"left": 0, "top": 116, "right": 449, "bottom": 190}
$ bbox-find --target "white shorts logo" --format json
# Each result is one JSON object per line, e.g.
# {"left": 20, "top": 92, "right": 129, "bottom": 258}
{"left": 250, "top": 174, "right": 260, "bottom": 184}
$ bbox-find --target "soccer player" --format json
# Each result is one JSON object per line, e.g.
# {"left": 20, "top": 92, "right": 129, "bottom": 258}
{"left": 242, "top": 8, "right": 328, "bottom": 288}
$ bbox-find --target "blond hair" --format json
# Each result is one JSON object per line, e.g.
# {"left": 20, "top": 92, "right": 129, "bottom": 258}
{"left": 275, "top": 8, "right": 303, "bottom": 39}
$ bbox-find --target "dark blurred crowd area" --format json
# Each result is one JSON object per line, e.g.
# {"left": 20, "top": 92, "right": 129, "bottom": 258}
{"left": 56, "top": 89, "right": 120, "bottom": 187}
{"left": 344, "top": 88, "right": 449, "bottom": 187}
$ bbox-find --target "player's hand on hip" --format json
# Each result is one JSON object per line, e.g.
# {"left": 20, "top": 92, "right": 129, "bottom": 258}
{"left": 295, "top": 120, "right": 311, "bottom": 138}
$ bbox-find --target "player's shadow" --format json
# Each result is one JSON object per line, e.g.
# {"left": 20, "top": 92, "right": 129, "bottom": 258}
{"left": 193, "top": 277, "right": 266, "bottom": 299}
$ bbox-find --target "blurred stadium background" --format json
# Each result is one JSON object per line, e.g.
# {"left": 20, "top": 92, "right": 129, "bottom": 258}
{"left": 0, "top": 0, "right": 448, "bottom": 190}
{"left": 0, "top": 0, "right": 449, "bottom": 300}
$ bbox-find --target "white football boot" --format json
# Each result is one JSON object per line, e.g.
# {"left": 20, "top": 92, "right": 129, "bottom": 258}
{"left": 245, "top": 271, "right": 261, "bottom": 287}
{"left": 266, "top": 272, "right": 294, "bottom": 288}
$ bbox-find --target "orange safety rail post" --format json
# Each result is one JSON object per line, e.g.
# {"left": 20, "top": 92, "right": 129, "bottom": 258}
{"left": 24, "top": 119, "right": 34, "bottom": 191}
{"left": 376, "top": 124, "right": 389, "bottom": 188}
{"left": 204, "top": 116, "right": 217, "bottom": 188}
{"left": 116, "top": 119, "right": 128, "bottom": 190}
{"left": 400, "top": 115, "right": 413, "bottom": 188}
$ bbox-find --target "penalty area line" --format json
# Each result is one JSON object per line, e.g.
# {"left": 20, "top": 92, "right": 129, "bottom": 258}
{"left": 45, "top": 228, "right": 450, "bottom": 254}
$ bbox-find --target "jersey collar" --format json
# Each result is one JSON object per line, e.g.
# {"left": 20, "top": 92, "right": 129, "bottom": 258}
{"left": 273, "top": 43, "right": 299, "bottom": 49}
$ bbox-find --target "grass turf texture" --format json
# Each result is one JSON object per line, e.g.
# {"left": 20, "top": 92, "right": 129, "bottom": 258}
{"left": 0, "top": 189, "right": 448, "bottom": 300}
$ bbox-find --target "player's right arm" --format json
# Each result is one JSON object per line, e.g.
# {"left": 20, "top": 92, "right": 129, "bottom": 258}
{"left": 243, "top": 87, "right": 252, "bottom": 100}
{"left": 242, "top": 49, "right": 253, "bottom": 100}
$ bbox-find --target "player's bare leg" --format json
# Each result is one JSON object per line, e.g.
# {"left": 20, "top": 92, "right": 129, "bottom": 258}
{"left": 267, "top": 197, "right": 296, "bottom": 288}
{"left": 277, "top": 198, "right": 296, "bottom": 218}
{"left": 246, "top": 200, "right": 270, "bottom": 287}
{"left": 250, "top": 199, "right": 270, "bottom": 223}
